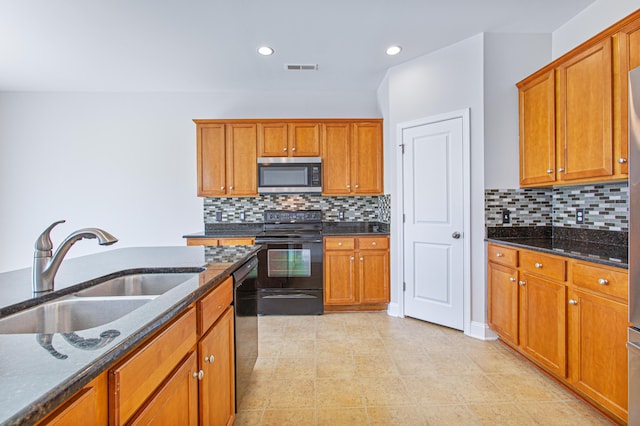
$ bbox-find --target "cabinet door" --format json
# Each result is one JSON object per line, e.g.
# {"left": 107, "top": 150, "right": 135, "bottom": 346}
{"left": 324, "top": 250, "right": 357, "bottom": 305}
{"left": 487, "top": 262, "right": 519, "bottom": 346}
{"left": 352, "top": 122, "right": 383, "bottom": 194}
{"left": 557, "top": 38, "right": 613, "bottom": 181}
{"left": 321, "top": 123, "right": 352, "bottom": 195}
{"left": 199, "top": 307, "right": 235, "bottom": 426}
{"left": 128, "top": 352, "right": 199, "bottom": 426}
{"left": 569, "top": 289, "right": 628, "bottom": 422}
{"left": 520, "top": 274, "right": 567, "bottom": 377}
{"left": 37, "top": 373, "right": 107, "bottom": 426}
{"left": 614, "top": 17, "right": 640, "bottom": 176}
{"left": 358, "top": 250, "right": 390, "bottom": 304}
{"left": 257, "top": 123, "right": 289, "bottom": 157}
{"left": 226, "top": 123, "right": 257, "bottom": 196}
{"left": 518, "top": 70, "right": 556, "bottom": 186}
{"left": 288, "top": 123, "right": 321, "bottom": 156}
{"left": 197, "top": 124, "right": 227, "bottom": 196}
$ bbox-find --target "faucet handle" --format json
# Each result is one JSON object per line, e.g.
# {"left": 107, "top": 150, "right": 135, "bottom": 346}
{"left": 34, "top": 220, "right": 65, "bottom": 252}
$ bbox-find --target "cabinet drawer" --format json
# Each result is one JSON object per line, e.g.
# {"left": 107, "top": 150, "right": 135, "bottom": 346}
{"left": 198, "top": 276, "right": 233, "bottom": 335}
{"left": 487, "top": 244, "right": 518, "bottom": 267}
{"left": 572, "top": 262, "right": 628, "bottom": 301}
{"left": 109, "top": 307, "right": 197, "bottom": 425}
{"left": 357, "top": 236, "right": 389, "bottom": 250}
{"left": 324, "top": 237, "right": 355, "bottom": 250}
{"left": 520, "top": 251, "right": 566, "bottom": 282}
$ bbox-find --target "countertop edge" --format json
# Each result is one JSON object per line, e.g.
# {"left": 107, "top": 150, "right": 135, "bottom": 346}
{"left": 486, "top": 238, "right": 628, "bottom": 269}
{"left": 3, "top": 247, "right": 260, "bottom": 426}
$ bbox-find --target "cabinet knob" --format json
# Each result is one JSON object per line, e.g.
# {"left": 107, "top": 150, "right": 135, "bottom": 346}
{"left": 350, "top": 257, "right": 355, "bottom": 261}
{"left": 557, "top": 168, "right": 565, "bottom": 173}
{"left": 452, "top": 232, "right": 461, "bottom": 239}
{"left": 360, "top": 257, "right": 364, "bottom": 261}
{"left": 519, "top": 280, "right": 526, "bottom": 286}
{"left": 509, "top": 277, "right": 516, "bottom": 282}
{"left": 569, "top": 299, "right": 578, "bottom": 305}
{"left": 283, "top": 147, "right": 287, "bottom": 151}
{"left": 546, "top": 169, "right": 553, "bottom": 174}
{"left": 291, "top": 147, "right": 296, "bottom": 151}
{"left": 338, "top": 242, "right": 343, "bottom": 246}
{"left": 355, "top": 184, "right": 359, "bottom": 189}
{"left": 220, "top": 186, "right": 225, "bottom": 190}
{"left": 346, "top": 185, "right": 351, "bottom": 189}
{"left": 496, "top": 253, "right": 503, "bottom": 257}
{"left": 534, "top": 263, "right": 543, "bottom": 268}
{"left": 193, "top": 370, "right": 204, "bottom": 380}
{"left": 619, "top": 158, "right": 627, "bottom": 164}
{"left": 229, "top": 186, "right": 233, "bottom": 190}
{"left": 372, "top": 241, "right": 377, "bottom": 246}
{"left": 598, "top": 278, "right": 609, "bottom": 285}
{"left": 205, "top": 354, "right": 215, "bottom": 363}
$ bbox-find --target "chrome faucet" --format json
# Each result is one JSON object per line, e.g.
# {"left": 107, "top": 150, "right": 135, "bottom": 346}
{"left": 32, "top": 220, "right": 118, "bottom": 293}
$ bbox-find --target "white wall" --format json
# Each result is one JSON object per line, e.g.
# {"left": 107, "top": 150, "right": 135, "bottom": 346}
{"left": 0, "top": 90, "right": 378, "bottom": 272}
{"left": 380, "top": 34, "right": 487, "bottom": 334}
{"left": 553, "top": 0, "right": 639, "bottom": 58}
{"left": 483, "top": 33, "right": 551, "bottom": 189}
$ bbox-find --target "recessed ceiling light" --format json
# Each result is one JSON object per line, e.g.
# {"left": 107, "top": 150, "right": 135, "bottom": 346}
{"left": 257, "top": 46, "right": 274, "bottom": 56}
{"left": 386, "top": 45, "right": 402, "bottom": 56}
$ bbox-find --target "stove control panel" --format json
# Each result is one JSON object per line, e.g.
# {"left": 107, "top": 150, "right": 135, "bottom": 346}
{"left": 264, "top": 210, "right": 322, "bottom": 223}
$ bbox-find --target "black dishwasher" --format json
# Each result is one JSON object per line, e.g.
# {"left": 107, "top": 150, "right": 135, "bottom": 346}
{"left": 232, "top": 256, "right": 258, "bottom": 411}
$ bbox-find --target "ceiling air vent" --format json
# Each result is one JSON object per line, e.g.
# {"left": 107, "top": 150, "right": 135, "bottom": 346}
{"left": 285, "top": 64, "right": 318, "bottom": 71}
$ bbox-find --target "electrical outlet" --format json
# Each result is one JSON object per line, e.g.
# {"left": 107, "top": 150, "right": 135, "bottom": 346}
{"left": 338, "top": 210, "right": 345, "bottom": 220}
{"left": 576, "top": 208, "right": 584, "bottom": 224}
{"left": 215, "top": 211, "right": 222, "bottom": 221}
{"left": 502, "top": 209, "right": 510, "bottom": 224}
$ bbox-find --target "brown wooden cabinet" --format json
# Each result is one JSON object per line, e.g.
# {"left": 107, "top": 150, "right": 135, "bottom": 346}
{"left": 322, "top": 121, "right": 383, "bottom": 195}
{"left": 324, "top": 236, "right": 389, "bottom": 311}
{"left": 186, "top": 237, "right": 255, "bottom": 247}
{"left": 517, "top": 9, "right": 640, "bottom": 187}
{"left": 195, "top": 122, "right": 257, "bottom": 197}
{"left": 257, "top": 122, "right": 320, "bottom": 157}
{"left": 198, "top": 307, "right": 235, "bottom": 426}
{"left": 36, "top": 373, "right": 108, "bottom": 426}
{"left": 487, "top": 243, "right": 629, "bottom": 423}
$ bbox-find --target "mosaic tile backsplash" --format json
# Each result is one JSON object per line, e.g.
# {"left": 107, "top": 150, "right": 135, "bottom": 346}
{"left": 204, "top": 194, "right": 391, "bottom": 224}
{"left": 485, "top": 182, "right": 629, "bottom": 232}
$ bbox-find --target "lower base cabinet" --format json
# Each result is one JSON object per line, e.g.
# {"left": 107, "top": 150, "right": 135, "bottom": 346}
{"left": 488, "top": 243, "right": 628, "bottom": 424}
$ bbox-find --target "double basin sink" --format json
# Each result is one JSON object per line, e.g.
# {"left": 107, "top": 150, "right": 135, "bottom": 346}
{"left": 0, "top": 271, "right": 201, "bottom": 334}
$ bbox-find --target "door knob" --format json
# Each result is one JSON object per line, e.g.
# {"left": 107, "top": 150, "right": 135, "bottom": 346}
{"left": 452, "top": 232, "right": 461, "bottom": 239}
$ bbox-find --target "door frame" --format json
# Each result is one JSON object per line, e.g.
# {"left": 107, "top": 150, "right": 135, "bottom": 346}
{"left": 394, "top": 108, "right": 471, "bottom": 335}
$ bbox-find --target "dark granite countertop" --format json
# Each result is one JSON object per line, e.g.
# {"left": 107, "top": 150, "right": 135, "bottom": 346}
{"left": 486, "top": 226, "right": 628, "bottom": 268}
{"left": 184, "top": 221, "right": 390, "bottom": 239}
{"left": 0, "top": 245, "right": 260, "bottom": 425}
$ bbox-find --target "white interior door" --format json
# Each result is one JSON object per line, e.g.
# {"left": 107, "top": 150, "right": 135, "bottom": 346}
{"left": 402, "top": 113, "right": 466, "bottom": 330}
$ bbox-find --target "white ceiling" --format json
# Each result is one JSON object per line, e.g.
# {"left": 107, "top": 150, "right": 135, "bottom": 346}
{"left": 0, "top": 0, "right": 595, "bottom": 92}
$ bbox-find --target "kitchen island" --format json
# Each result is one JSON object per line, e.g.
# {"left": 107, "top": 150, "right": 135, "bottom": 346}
{"left": 0, "top": 245, "right": 260, "bottom": 425}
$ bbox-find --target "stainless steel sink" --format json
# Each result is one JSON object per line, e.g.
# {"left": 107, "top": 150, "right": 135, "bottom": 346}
{"left": 73, "top": 272, "right": 198, "bottom": 297}
{"left": 0, "top": 296, "right": 154, "bottom": 334}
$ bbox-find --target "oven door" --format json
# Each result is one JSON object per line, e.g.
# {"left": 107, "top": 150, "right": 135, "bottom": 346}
{"left": 257, "top": 240, "right": 323, "bottom": 290}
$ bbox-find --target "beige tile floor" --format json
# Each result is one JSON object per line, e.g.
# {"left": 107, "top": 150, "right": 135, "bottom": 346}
{"left": 235, "top": 313, "right": 613, "bottom": 425}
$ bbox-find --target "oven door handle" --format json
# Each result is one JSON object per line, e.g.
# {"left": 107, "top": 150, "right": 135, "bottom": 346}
{"left": 255, "top": 239, "right": 322, "bottom": 244}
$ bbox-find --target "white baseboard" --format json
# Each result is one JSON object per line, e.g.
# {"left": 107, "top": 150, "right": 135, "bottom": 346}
{"left": 466, "top": 321, "right": 498, "bottom": 340}
{"left": 386, "top": 302, "right": 401, "bottom": 317}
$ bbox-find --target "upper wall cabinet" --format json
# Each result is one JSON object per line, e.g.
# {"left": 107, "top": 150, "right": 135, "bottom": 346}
{"left": 322, "top": 120, "right": 383, "bottom": 196}
{"left": 257, "top": 122, "right": 321, "bottom": 157}
{"left": 517, "top": 9, "right": 640, "bottom": 188}
{"left": 195, "top": 121, "right": 258, "bottom": 197}
{"left": 195, "top": 119, "right": 383, "bottom": 197}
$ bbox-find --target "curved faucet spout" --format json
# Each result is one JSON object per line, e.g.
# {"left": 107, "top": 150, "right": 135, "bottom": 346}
{"left": 32, "top": 221, "right": 118, "bottom": 293}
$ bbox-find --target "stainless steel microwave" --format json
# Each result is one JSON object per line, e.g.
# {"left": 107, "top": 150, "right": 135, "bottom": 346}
{"left": 257, "top": 157, "right": 322, "bottom": 194}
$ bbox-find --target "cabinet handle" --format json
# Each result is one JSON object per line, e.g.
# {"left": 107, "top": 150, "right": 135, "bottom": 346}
{"left": 509, "top": 277, "right": 516, "bottom": 282}
{"left": 519, "top": 280, "right": 526, "bottom": 286}
{"left": 569, "top": 299, "right": 578, "bottom": 305}
{"left": 495, "top": 253, "right": 503, "bottom": 257}
{"left": 292, "top": 147, "right": 296, "bottom": 151}
{"left": 534, "top": 263, "right": 543, "bottom": 268}
{"left": 193, "top": 370, "right": 204, "bottom": 380}
{"left": 598, "top": 278, "right": 609, "bottom": 285}
{"left": 557, "top": 168, "right": 565, "bottom": 173}
{"left": 205, "top": 354, "right": 215, "bottom": 364}
{"left": 546, "top": 169, "right": 553, "bottom": 174}
{"left": 619, "top": 158, "right": 627, "bottom": 164}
